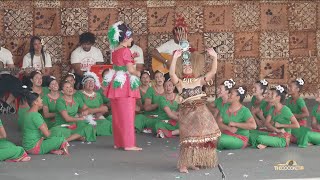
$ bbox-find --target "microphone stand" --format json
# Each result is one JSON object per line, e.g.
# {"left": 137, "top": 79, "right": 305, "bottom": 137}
{"left": 218, "top": 164, "right": 226, "bottom": 180}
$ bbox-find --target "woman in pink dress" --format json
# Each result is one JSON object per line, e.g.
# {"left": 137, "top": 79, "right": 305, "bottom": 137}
{"left": 104, "top": 21, "right": 142, "bottom": 151}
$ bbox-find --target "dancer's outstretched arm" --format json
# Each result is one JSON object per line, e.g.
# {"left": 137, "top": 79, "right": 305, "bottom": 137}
{"left": 201, "top": 48, "right": 217, "bottom": 86}
{"left": 170, "top": 50, "right": 182, "bottom": 92}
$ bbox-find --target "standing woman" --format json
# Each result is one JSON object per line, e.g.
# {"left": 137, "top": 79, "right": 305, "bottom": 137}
{"left": 217, "top": 86, "right": 256, "bottom": 150}
{"left": 22, "top": 92, "right": 69, "bottom": 155}
{"left": 253, "top": 85, "right": 300, "bottom": 149}
{"left": 170, "top": 48, "right": 221, "bottom": 173}
{"left": 42, "top": 76, "right": 61, "bottom": 129}
{"left": 104, "top": 21, "right": 142, "bottom": 151}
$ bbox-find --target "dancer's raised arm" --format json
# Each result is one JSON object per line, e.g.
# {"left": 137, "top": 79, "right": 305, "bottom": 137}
{"left": 169, "top": 50, "right": 182, "bottom": 86}
{"left": 201, "top": 48, "right": 217, "bottom": 86}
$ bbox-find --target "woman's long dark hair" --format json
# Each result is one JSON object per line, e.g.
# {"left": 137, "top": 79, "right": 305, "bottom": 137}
{"left": 29, "top": 36, "right": 46, "bottom": 68}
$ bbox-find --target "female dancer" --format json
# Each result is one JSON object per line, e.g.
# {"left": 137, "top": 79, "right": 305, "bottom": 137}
{"left": 308, "top": 90, "right": 320, "bottom": 145}
{"left": 42, "top": 76, "right": 60, "bottom": 129}
{"left": 22, "top": 91, "right": 69, "bottom": 155}
{"left": 250, "top": 79, "right": 269, "bottom": 128}
{"left": 252, "top": 85, "right": 300, "bottom": 149}
{"left": 217, "top": 86, "right": 256, "bottom": 150}
{"left": 0, "top": 118, "right": 30, "bottom": 162}
{"left": 170, "top": 48, "right": 221, "bottom": 173}
{"left": 104, "top": 21, "right": 142, "bottom": 151}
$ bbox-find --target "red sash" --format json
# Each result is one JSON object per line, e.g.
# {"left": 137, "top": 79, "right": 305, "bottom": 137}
{"left": 223, "top": 130, "right": 248, "bottom": 149}
{"left": 26, "top": 138, "right": 43, "bottom": 154}
{"left": 298, "top": 119, "right": 307, "bottom": 127}
{"left": 312, "top": 129, "right": 320, "bottom": 133}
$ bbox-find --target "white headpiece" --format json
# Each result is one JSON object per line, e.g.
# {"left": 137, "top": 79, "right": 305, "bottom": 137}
{"left": 238, "top": 87, "right": 245, "bottom": 95}
{"left": 296, "top": 78, "right": 304, "bottom": 86}
{"left": 260, "top": 79, "right": 268, "bottom": 86}
{"left": 82, "top": 71, "right": 101, "bottom": 89}
{"left": 275, "top": 85, "right": 284, "bottom": 93}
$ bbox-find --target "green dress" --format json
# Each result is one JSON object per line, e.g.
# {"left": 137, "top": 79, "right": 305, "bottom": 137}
{"left": 253, "top": 106, "right": 293, "bottom": 148}
{"left": 18, "top": 107, "right": 29, "bottom": 129}
{"left": 307, "top": 104, "right": 320, "bottom": 146}
{"left": 0, "top": 119, "right": 26, "bottom": 161}
{"left": 143, "top": 86, "right": 164, "bottom": 116}
{"left": 214, "top": 97, "right": 230, "bottom": 112}
{"left": 96, "top": 88, "right": 110, "bottom": 105}
{"left": 217, "top": 104, "right": 253, "bottom": 150}
{"left": 74, "top": 91, "right": 112, "bottom": 136}
{"left": 50, "top": 97, "right": 96, "bottom": 142}
{"left": 286, "top": 97, "right": 310, "bottom": 147}
{"left": 154, "top": 96, "right": 180, "bottom": 132}
{"left": 42, "top": 94, "right": 60, "bottom": 129}
{"left": 22, "top": 112, "right": 65, "bottom": 154}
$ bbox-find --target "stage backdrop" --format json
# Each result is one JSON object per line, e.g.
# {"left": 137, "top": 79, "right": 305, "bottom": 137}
{"left": 0, "top": 0, "right": 319, "bottom": 96}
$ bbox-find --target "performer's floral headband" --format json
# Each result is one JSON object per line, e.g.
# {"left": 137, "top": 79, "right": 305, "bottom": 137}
{"left": 275, "top": 85, "right": 285, "bottom": 93}
{"left": 260, "top": 79, "right": 268, "bottom": 86}
{"left": 108, "top": 21, "right": 132, "bottom": 49}
{"left": 237, "top": 86, "right": 245, "bottom": 95}
{"left": 296, "top": 78, "right": 304, "bottom": 86}
{"left": 81, "top": 71, "right": 101, "bottom": 89}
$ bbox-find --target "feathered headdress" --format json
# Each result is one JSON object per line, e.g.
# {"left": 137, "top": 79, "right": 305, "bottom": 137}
{"left": 82, "top": 71, "right": 101, "bottom": 89}
{"left": 108, "top": 21, "right": 124, "bottom": 49}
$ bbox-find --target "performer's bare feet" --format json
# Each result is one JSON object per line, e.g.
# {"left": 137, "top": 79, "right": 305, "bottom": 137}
{"left": 179, "top": 166, "right": 189, "bottom": 173}
{"left": 257, "top": 144, "right": 267, "bottom": 149}
{"left": 51, "top": 150, "right": 64, "bottom": 155}
{"left": 114, "top": 145, "right": 119, "bottom": 149}
{"left": 308, "top": 143, "right": 313, "bottom": 146}
{"left": 124, "top": 146, "right": 142, "bottom": 151}
{"left": 21, "top": 156, "right": 31, "bottom": 162}
{"left": 190, "top": 165, "right": 200, "bottom": 170}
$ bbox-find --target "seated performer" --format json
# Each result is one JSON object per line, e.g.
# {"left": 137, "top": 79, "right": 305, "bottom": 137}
{"left": 74, "top": 72, "right": 112, "bottom": 136}
{"left": 22, "top": 91, "right": 69, "bottom": 155}
{"left": 50, "top": 81, "right": 96, "bottom": 142}
{"left": 70, "top": 32, "right": 104, "bottom": 89}
{"left": 252, "top": 85, "right": 300, "bottom": 149}
{"left": 217, "top": 86, "right": 256, "bottom": 150}
{"left": 0, "top": 118, "right": 30, "bottom": 162}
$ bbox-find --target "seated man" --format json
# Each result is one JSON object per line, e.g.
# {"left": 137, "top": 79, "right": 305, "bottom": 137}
{"left": 129, "top": 41, "right": 144, "bottom": 72}
{"left": 71, "top": 32, "right": 104, "bottom": 89}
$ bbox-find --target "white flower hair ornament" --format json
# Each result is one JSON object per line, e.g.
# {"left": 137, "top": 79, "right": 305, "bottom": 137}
{"left": 143, "top": 70, "right": 150, "bottom": 76}
{"left": 224, "top": 80, "right": 233, "bottom": 89}
{"left": 68, "top": 73, "right": 75, "bottom": 79}
{"left": 22, "top": 85, "right": 27, "bottom": 89}
{"left": 237, "top": 87, "right": 245, "bottom": 95}
{"left": 50, "top": 76, "right": 56, "bottom": 80}
{"left": 260, "top": 79, "right": 268, "bottom": 86}
{"left": 296, "top": 78, "right": 304, "bottom": 86}
{"left": 82, "top": 71, "right": 101, "bottom": 89}
{"left": 229, "top": 78, "right": 236, "bottom": 86}
{"left": 275, "top": 85, "right": 284, "bottom": 93}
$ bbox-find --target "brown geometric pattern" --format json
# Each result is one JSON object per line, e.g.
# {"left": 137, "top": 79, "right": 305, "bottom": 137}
{"left": 148, "top": 7, "right": 175, "bottom": 34}
{"left": 234, "top": 58, "right": 260, "bottom": 91}
{"left": 118, "top": 8, "right": 148, "bottom": 35}
{"left": 260, "top": 59, "right": 289, "bottom": 85}
{"left": 233, "top": 2, "right": 260, "bottom": 32}
{"left": 89, "top": 0, "right": 118, "bottom": 8}
{"left": 3, "top": 9, "right": 33, "bottom": 37}
{"left": 204, "top": 32, "right": 234, "bottom": 60}
{"left": 95, "top": 35, "right": 110, "bottom": 64}
{"left": 176, "top": 6, "right": 204, "bottom": 33}
{"left": 61, "top": 8, "right": 88, "bottom": 36}
{"left": 89, "top": 8, "right": 118, "bottom": 36}
{"left": 289, "top": 31, "right": 316, "bottom": 57}
{"left": 34, "top": 0, "right": 61, "bottom": 8}
{"left": 40, "top": 36, "right": 63, "bottom": 63}
{"left": 234, "top": 32, "right": 259, "bottom": 58}
{"left": 288, "top": 57, "right": 319, "bottom": 93}
{"left": 62, "top": 36, "right": 79, "bottom": 63}
{"left": 34, "top": 9, "right": 61, "bottom": 36}
{"left": 288, "top": 2, "right": 317, "bottom": 31}
{"left": 0, "top": 1, "right": 319, "bottom": 95}
{"left": 260, "top": 31, "right": 289, "bottom": 58}
{"left": 204, "top": 5, "right": 234, "bottom": 32}
{"left": 4, "top": 38, "right": 29, "bottom": 65}
{"left": 51, "top": 63, "right": 63, "bottom": 82}
{"left": 260, "top": 3, "right": 288, "bottom": 31}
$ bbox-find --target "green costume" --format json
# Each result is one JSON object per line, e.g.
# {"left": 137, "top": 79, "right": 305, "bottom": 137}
{"left": 96, "top": 88, "right": 110, "bottom": 104}
{"left": 42, "top": 94, "right": 60, "bottom": 129}
{"left": 50, "top": 97, "right": 96, "bottom": 142}
{"left": 74, "top": 91, "right": 112, "bottom": 136}
{"left": 217, "top": 104, "right": 253, "bottom": 150}
{"left": 154, "top": 96, "right": 179, "bottom": 133}
{"left": 253, "top": 106, "right": 293, "bottom": 148}
{"left": 0, "top": 119, "right": 26, "bottom": 161}
{"left": 143, "top": 87, "right": 164, "bottom": 116}
{"left": 22, "top": 112, "right": 66, "bottom": 154}
{"left": 214, "top": 97, "right": 230, "bottom": 112}
{"left": 18, "top": 107, "right": 29, "bottom": 129}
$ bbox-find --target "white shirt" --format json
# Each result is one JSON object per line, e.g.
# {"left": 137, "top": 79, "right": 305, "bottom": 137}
{"left": 22, "top": 52, "right": 52, "bottom": 70}
{"left": 130, "top": 44, "right": 144, "bottom": 67}
{"left": 156, "top": 39, "right": 181, "bottom": 55}
{"left": 70, "top": 46, "right": 104, "bottom": 72}
{"left": 0, "top": 47, "right": 14, "bottom": 67}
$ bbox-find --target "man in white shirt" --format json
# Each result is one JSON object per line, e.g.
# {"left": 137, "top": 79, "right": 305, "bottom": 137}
{"left": 0, "top": 47, "right": 14, "bottom": 69}
{"left": 70, "top": 32, "right": 104, "bottom": 89}
{"left": 151, "top": 27, "right": 182, "bottom": 70}
{"left": 130, "top": 42, "right": 144, "bottom": 72}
